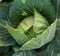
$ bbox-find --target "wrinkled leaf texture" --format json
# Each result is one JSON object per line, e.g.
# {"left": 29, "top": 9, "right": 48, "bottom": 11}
{"left": 0, "top": 0, "right": 60, "bottom": 56}
{"left": 0, "top": 2, "right": 17, "bottom": 46}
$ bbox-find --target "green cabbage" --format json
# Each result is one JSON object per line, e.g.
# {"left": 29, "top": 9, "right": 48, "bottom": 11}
{"left": 0, "top": 0, "right": 59, "bottom": 56}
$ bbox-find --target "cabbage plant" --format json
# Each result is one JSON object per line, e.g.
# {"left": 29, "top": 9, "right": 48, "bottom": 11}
{"left": 0, "top": 0, "right": 60, "bottom": 56}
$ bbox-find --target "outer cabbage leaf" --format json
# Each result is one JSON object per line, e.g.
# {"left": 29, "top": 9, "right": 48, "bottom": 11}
{"left": 6, "top": 24, "right": 30, "bottom": 45}
{"left": 9, "top": 0, "right": 26, "bottom": 26}
{"left": 12, "top": 50, "right": 37, "bottom": 56}
{"left": 58, "top": 0, "right": 60, "bottom": 19}
{"left": 0, "top": 47, "right": 13, "bottom": 56}
{"left": 9, "top": 0, "right": 55, "bottom": 27}
{"left": 0, "top": 2, "right": 17, "bottom": 46}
